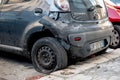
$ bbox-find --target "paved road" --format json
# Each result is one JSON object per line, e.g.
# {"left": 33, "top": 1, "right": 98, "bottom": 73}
{"left": 0, "top": 48, "right": 117, "bottom": 80}
{"left": 0, "top": 51, "right": 45, "bottom": 80}
{"left": 38, "top": 49, "right": 120, "bottom": 80}
{"left": 82, "top": 57, "right": 120, "bottom": 80}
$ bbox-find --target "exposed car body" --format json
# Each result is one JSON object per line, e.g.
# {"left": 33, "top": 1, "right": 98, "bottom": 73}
{"left": 105, "top": 0, "right": 120, "bottom": 48}
{"left": 0, "top": 0, "right": 113, "bottom": 73}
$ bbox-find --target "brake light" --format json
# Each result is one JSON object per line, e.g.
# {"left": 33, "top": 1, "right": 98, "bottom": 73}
{"left": 74, "top": 37, "right": 81, "bottom": 41}
{"left": 54, "top": 0, "right": 70, "bottom": 11}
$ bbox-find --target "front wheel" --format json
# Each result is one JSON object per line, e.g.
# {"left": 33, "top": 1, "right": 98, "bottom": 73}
{"left": 110, "top": 25, "right": 120, "bottom": 49}
{"left": 31, "top": 37, "right": 68, "bottom": 74}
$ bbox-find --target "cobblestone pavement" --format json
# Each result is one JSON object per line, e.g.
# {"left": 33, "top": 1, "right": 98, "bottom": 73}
{"left": 38, "top": 49, "right": 120, "bottom": 80}
{"left": 80, "top": 57, "right": 120, "bottom": 80}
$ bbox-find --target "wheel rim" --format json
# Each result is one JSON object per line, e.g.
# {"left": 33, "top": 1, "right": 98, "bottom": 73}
{"left": 111, "top": 29, "right": 120, "bottom": 47}
{"left": 37, "top": 46, "right": 57, "bottom": 70}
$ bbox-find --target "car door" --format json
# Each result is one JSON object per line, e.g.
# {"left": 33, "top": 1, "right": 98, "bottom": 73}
{"left": 0, "top": 0, "right": 35, "bottom": 47}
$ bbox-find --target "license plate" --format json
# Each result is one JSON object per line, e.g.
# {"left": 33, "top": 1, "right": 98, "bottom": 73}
{"left": 90, "top": 40, "right": 105, "bottom": 52}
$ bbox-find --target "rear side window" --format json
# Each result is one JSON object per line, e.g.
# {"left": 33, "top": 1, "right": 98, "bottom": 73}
{"left": 110, "top": 0, "right": 120, "bottom": 6}
{"left": 3, "top": 0, "right": 31, "bottom": 4}
{"left": 69, "top": 0, "right": 107, "bottom": 21}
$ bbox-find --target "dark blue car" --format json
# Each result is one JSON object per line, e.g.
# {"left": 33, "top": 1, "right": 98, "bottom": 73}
{"left": 0, "top": 0, "right": 113, "bottom": 73}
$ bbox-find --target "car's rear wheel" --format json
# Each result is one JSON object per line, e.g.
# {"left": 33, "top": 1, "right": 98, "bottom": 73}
{"left": 31, "top": 37, "right": 68, "bottom": 74}
{"left": 110, "top": 25, "right": 120, "bottom": 49}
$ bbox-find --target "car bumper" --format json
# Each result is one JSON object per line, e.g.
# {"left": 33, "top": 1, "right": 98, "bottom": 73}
{"left": 68, "top": 27, "right": 114, "bottom": 58}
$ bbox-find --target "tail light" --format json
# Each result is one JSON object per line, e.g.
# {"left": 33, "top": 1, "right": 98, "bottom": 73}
{"left": 74, "top": 37, "right": 81, "bottom": 41}
{"left": 54, "top": 0, "right": 70, "bottom": 11}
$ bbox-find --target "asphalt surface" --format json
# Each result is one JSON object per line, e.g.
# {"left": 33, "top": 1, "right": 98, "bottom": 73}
{"left": 0, "top": 51, "right": 45, "bottom": 80}
{"left": 0, "top": 48, "right": 117, "bottom": 80}
{"left": 82, "top": 57, "right": 120, "bottom": 80}
{"left": 37, "top": 48, "right": 120, "bottom": 80}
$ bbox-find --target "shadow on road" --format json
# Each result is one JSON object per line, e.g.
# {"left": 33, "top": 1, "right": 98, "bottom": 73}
{"left": 0, "top": 49, "right": 114, "bottom": 68}
{"left": 0, "top": 51, "right": 32, "bottom": 67}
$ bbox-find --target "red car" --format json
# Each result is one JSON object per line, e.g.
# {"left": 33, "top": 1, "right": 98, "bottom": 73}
{"left": 105, "top": 0, "right": 120, "bottom": 49}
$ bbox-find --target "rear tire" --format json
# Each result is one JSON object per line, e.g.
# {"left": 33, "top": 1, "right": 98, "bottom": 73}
{"left": 110, "top": 25, "right": 120, "bottom": 49}
{"left": 31, "top": 37, "right": 68, "bottom": 74}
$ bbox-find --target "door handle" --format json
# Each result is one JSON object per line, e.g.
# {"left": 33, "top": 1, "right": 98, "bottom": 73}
{"left": 35, "top": 8, "right": 43, "bottom": 14}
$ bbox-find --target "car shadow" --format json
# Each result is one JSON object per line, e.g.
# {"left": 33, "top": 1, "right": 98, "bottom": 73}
{"left": 0, "top": 51, "right": 32, "bottom": 68}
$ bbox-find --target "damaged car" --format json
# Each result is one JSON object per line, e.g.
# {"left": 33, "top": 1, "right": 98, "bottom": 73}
{"left": 0, "top": 0, "right": 113, "bottom": 73}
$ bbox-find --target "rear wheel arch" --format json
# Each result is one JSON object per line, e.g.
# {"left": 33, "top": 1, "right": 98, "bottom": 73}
{"left": 26, "top": 29, "right": 55, "bottom": 53}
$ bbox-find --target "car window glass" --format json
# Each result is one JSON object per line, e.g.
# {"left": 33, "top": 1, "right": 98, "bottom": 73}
{"left": 115, "top": 0, "right": 120, "bottom": 6}
{"left": 70, "top": 0, "right": 107, "bottom": 21}
{"left": 110, "top": 0, "right": 120, "bottom": 5}
{"left": 0, "top": 0, "right": 33, "bottom": 12}
{"left": 110, "top": 0, "right": 115, "bottom": 3}
{"left": 3, "top": 0, "right": 31, "bottom": 4}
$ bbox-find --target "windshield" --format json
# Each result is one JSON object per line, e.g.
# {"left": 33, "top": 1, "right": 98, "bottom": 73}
{"left": 69, "top": 0, "right": 107, "bottom": 21}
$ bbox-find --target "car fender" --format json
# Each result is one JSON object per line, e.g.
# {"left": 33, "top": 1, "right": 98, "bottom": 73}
{"left": 39, "top": 16, "right": 69, "bottom": 40}
{"left": 21, "top": 20, "right": 44, "bottom": 48}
